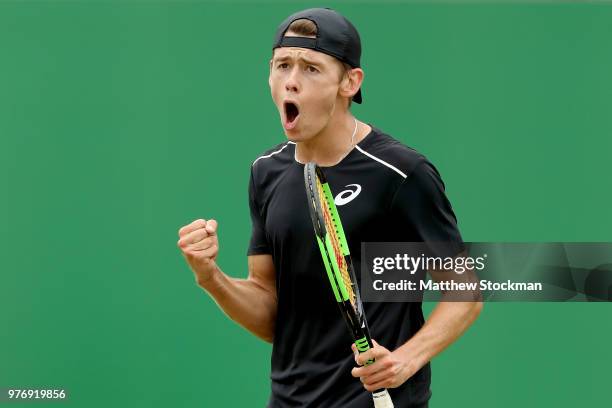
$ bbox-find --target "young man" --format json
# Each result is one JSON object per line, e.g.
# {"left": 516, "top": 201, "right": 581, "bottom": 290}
{"left": 178, "top": 8, "right": 482, "bottom": 407}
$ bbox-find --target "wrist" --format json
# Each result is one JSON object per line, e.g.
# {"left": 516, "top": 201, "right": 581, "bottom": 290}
{"left": 394, "top": 338, "right": 430, "bottom": 377}
{"left": 197, "top": 263, "right": 222, "bottom": 290}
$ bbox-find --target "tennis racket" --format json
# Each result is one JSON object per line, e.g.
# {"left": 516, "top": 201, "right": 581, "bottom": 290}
{"left": 304, "top": 163, "right": 394, "bottom": 408}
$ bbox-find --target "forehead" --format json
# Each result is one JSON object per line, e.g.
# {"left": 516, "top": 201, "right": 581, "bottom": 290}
{"left": 272, "top": 47, "right": 335, "bottom": 64}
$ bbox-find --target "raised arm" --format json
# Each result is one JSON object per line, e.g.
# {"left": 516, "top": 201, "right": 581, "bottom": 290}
{"left": 177, "top": 218, "right": 277, "bottom": 343}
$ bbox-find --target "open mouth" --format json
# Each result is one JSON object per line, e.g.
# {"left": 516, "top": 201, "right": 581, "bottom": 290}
{"left": 283, "top": 101, "right": 300, "bottom": 130}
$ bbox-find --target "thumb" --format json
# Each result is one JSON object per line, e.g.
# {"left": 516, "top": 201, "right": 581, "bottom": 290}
{"left": 205, "top": 219, "right": 218, "bottom": 235}
{"left": 351, "top": 343, "right": 359, "bottom": 364}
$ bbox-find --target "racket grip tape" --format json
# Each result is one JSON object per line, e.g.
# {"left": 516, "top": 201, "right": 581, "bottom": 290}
{"left": 354, "top": 337, "right": 375, "bottom": 365}
{"left": 357, "top": 339, "right": 394, "bottom": 407}
{"left": 372, "top": 389, "right": 394, "bottom": 408}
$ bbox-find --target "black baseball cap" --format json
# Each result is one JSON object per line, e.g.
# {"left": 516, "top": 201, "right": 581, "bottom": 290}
{"left": 272, "top": 8, "right": 363, "bottom": 104}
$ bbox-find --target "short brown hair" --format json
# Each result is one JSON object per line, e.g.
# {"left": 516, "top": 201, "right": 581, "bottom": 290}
{"left": 286, "top": 18, "right": 318, "bottom": 37}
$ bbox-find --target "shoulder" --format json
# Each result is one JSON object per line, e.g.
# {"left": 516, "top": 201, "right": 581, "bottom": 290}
{"left": 250, "top": 140, "right": 295, "bottom": 184}
{"left": 356, "top": 126, "right": 430, "bottom": 179}
{"left": 252, "top": 141, "right": 294, "bottom": 167}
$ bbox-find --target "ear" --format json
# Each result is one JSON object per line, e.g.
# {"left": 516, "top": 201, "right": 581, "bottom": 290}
{"left": 339, "top": 67, "right": 364, "bottom": 101}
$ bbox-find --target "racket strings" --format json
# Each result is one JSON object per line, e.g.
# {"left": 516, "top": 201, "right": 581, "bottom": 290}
{"left": 316, "top": 179, "right": 356, "bottom": 306}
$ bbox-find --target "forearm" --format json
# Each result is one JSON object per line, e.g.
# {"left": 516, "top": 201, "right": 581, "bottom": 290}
{"left": 396, "top": 301, "right": 483, "bottom": 372}
{"left": 199, "top": 265, "right": 277, "bottom": 343}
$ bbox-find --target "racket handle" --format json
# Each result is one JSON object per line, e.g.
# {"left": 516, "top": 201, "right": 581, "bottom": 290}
{"left": 372, "top": 389, "right": 394, "bottom": 408}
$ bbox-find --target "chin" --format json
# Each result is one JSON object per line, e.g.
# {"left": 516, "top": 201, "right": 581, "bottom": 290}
{"left": 282, "top": 122, "right": 320, "bottom": 143}
{"left": 284, "top": 131, "right": 302, "bottom": 142}
{"left": 280, "top": 120, "right": 304, "bottom": 142}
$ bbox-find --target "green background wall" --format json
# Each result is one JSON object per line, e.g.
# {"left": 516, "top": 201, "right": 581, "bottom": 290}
{"left": 1, "top": 1, "right": 610, "bottom": 406}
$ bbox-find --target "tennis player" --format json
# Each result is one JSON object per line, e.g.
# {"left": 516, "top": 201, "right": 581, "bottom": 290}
{"left": 178, "top": 8, "right": 482, "bottom": 407}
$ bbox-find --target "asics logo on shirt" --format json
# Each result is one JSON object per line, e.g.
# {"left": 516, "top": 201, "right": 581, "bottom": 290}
{"left": 334, "top": 184, "right": 362, "bottom": 206}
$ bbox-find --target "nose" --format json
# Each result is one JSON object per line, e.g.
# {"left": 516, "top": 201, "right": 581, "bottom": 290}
{"left": 285, "top": 67, "right": 300, "bottom": 94}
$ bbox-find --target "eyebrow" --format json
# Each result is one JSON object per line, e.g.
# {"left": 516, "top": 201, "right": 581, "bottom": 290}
{"left": 273, "top": 54, "right": 321, "bottom": 66}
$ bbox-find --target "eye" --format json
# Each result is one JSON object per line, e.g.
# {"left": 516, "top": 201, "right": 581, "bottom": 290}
{"left": 307, "top": 65, "right": 319, "bottom": 73}
{"left": 277, "top": 63, "right": 289, "bottom": 69}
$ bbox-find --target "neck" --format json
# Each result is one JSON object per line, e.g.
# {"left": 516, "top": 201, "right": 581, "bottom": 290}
{"left": 295, "top": 113, "right": 371, "bottom": 166}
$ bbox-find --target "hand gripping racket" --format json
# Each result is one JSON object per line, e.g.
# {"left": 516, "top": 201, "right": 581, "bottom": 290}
{"left": 304, "top": 163, "right": 394, "bottom": 408}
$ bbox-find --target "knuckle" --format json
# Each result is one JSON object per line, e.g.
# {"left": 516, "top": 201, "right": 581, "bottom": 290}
{"left": 190, "top": 232, "right": 203, "bottom": 243}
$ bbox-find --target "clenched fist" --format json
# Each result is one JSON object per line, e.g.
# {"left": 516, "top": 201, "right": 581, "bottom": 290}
{"left": 177, "top": 218, "right": 219, "bottom": 286}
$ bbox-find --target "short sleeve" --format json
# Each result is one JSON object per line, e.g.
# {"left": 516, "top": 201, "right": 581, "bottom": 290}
{"left": 389, "top": 160, "right": 464, "bottom": 257}
{"left": 247, "top": 168, "right": 271, "bottom": 256}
